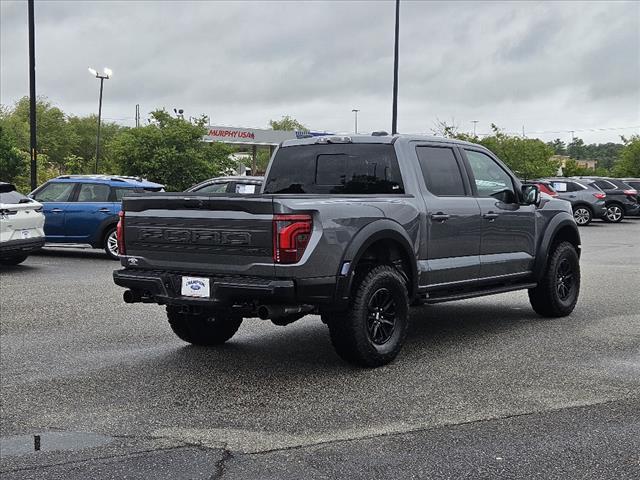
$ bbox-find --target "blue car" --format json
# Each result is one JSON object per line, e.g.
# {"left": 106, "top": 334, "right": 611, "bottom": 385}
{"left": 30, "top": 175, "right": 164, "bottom": 259}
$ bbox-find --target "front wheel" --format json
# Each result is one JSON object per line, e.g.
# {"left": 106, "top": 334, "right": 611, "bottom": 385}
{"left": 572, "top": 206, "right": 592, "bottom": 226}
{"left": 604, "top": 204, "right": 624, "bottom": 223}
{"left": 103, "top": 226, "right": 119, "bottom": 260}
{"left": 167, "top": 307, "right": 243, "bottom": 346}
{"left": 0, "top": 254, "right": 28, "bottom": 266}
{"left": 528, "top": 241, "right": 580, "bottom": 317}
{"left": 327, "top": 265, "right": 409, "bottom": 367}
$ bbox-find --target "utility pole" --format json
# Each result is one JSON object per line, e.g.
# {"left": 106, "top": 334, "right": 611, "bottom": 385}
{"left": 471, "top": 120, "right": 478, "bottom": 137}
{"left": 135, "top": 104, "right": 140, "bottom": 127}
{"left": 522, "top": 125, "right": 525, "bottom": 138}
{"left": 391, "top": 0, "right": 400, "bottom": 135}
{"left": 352, "top": 109, "right": 360, "bottom": 134}
{"left": 88, "top": 67, "right": 112, "bottom": 173}
{"left": 28, "top": 0, "right": 37, "bottom": 191}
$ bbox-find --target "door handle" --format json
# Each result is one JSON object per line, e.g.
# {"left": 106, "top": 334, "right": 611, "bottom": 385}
{"left": 98, "top": 208, "right": 111, "bottom": 213}
{"left": 483, "top": 212, "right": 499, "bottom": 221}
{"left": 51, "top": 208, "right": 63, "bottom": 213}
{"left": 569, "top": 195, "right": 576, "bottom": 198}
{"left": 431, "top": 213, "right": 450, "bottom": 222}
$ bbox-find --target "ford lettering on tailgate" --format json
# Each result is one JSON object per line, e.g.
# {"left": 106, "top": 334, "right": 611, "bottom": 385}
{"left": 138, "top": 227, "right": 251, "bottom": 246}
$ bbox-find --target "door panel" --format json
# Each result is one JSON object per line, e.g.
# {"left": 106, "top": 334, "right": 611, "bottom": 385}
{"left": 31, "top": 182, "right": 77, "bottom": 239}
{"left": 414, "top": 145, "right": 482, "bottom": 286}
{"left": 64, "top": 183, "right": 116, "bottom": 242}
{"left": 462, "top": 149, "right": 536, "bottom": 279}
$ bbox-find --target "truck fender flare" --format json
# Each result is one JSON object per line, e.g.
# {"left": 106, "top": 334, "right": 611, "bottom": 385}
{"left": 338, "top": 219, "right": 418, "bottom": 300}
{"left": 533, "top": 212, "right": 580, "bottom": 281}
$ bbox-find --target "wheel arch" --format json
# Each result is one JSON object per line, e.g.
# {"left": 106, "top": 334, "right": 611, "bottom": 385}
{"left": 336, "top": 220, "right": 418, "bottom": 305}
{"left": 533, "top": 213, "right": 581, "bottom": 281}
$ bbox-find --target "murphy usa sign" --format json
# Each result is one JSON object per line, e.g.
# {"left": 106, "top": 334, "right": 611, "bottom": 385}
{"left": 202, "top": 126, "right": 331, "bottom": 146}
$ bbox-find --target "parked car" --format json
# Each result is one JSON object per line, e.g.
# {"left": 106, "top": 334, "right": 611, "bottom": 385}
{"left": 573, "top": 176, "right": 640, "bottom": 222}
{"left": 0, "top": 182, "right": 45, "bottom": 265}
{"left": 621, "top": 178, "right": 640, "bottom": 207}
{"left": 186, "top": 176, "right": 263, "bottom": 194}
{"left": 30, "top": 175, "right": 164, "bottom": 260}
{"left": 530, "top": 180, "right": 559, "bottom": 198}
{"left": 540, "top": 177, "right": 606, "bottom": 226}
{"left": 114, "top": 134, "right": 581, "bottom": 367}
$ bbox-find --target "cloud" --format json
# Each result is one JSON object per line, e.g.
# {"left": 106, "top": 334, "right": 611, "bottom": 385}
{"left": 1, "top": 0, "right": 638, "bottom": 143}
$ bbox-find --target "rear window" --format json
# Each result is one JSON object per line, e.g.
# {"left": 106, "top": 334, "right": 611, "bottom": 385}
{"left": 0, "top": 190, "right": 29, "bottom": 204}
{"left": 263, "top": 144, "right": 404, "bottom": 194}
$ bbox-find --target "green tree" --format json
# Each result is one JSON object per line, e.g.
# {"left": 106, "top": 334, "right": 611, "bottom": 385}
{"left": 547, "top": 138, "right": 567, "bottom": 155}
{"left": 561, "top": 158, "right": 592, "bottom": 177}
{"left": 477, "top": 125, "right": 558, "bottom": 179}
{"left": 613, "top": 135, "right": 640, "bottom": 177}
{"left": 109, "top": 110, "right": 237, "bottom": 191}
{"left": 0, "top": 125, "right": 27, "bottom": 184}
{"left": 567, "top": 138, "right": 586, "bottom": 160}
{"left": 269, "top": 115, "right": 308, "bottom": 132}
{"left": 66, "top": 115, "right": 124, "bottom": 174}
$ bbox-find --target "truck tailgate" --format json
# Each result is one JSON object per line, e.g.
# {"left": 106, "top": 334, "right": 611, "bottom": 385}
{"left": 121, "top": 194, "right": 275, "bottom": 276}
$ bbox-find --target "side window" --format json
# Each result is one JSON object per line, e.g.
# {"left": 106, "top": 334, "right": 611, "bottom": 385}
{"left": 552, "top": 182, "right": 568, "bottom": 192}
{"left": 113, "top": 187, "right": 134, "bottom": 201}
{"left": 464, "top": 150, "right": 515, "bottom": 201}
{"left": 195, "top": 183, "right": 229, "bottom": 194}
{"left": 415, "top": 146, "right": 466, "bottom": 196}
{"left": 566, "top": 182, "right": 583, "bottom": 192}
{"left": 33, "top": 182, "right": 76, "bottom": 202}
{"left": 594, "top": 180, "right": 615, "bottom": 190}
{"left": 76, "top": 183, "right": 110, "bottom": 202}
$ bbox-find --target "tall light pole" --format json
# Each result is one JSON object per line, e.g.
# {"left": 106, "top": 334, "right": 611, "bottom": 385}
{"left": 391, "top": 0, "right": 400, "bottom": 135}
{"left": 28, "top": 0, "right": 37, "bottom": 191}
{"left": 352, "top": 109, "right": 360, "bottom": 134}
{"left": 471, "top": 120, "right": 479, "bottom": 137}
{"left": 88, "top": 67, "right": 112, "bottom": 173}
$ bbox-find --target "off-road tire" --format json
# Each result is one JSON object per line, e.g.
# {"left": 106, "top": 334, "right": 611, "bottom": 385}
{"left": 0, "top": 254, "right": 28, "bottom": 266}
{"left": 327, "top": 265, "right": 409, "bottom": 367}
{"left": 167, "top": 307, "right": 243, "bottom": 346}
{"left": 528, "top": 241, "right": 580, "bottom": 317}
{"left": 103, "top": 226, "right": 119, "bottom": 260}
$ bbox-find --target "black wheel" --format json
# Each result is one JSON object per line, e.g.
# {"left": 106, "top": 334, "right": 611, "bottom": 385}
{"left": 166, "top": 307, "right": 242, "bottom": 346}
{"left": 604, "top": 204, "right": 624, "bottom": 223}
{"left": 327, "top": 265, "right": 409, "bottom": 367}
{"left": 572, "top": 206, "right": 592, "bottom": 226}
{"left": 0, "top": 254, "right": 28, "bottom": 266}
{"left": 528, "top": 241, "right": 580, "bottom": 317}
{"left": 103, "top": 226, "right": 119, "bottom": 260}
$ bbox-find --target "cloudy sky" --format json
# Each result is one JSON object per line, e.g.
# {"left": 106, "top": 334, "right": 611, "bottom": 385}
{"left": 1, "top": 0, "right": 638, "bottom": 144}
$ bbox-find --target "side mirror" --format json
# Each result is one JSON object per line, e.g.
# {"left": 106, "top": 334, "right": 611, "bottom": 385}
{"left": 522, "top": 184, "right": 540, "bottom": 206}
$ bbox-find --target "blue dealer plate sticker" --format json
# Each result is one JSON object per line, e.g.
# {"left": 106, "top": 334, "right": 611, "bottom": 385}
{"left": 181, "top": 277, "right": 211, "bottom": 298}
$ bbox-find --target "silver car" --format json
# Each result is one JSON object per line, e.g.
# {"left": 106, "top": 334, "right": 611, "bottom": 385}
{"left": 542, "top": 177, "right": 607, "bottom": 226}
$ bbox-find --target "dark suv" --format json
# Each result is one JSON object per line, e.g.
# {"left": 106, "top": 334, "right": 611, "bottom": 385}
{"left": 573, "top": 177, "right": 640, "bottom": 222}
{"left": 541, "top": 178, "right": 606, "bottom": 226}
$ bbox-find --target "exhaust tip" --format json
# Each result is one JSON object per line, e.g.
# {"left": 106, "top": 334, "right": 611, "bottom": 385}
{"left": 123, "top": 290, "right": 140, "bottom": 304}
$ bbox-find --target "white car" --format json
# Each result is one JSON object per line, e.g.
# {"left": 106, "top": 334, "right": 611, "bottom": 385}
{"left": 0, "top": 182, "right": 45, "bottom": 265}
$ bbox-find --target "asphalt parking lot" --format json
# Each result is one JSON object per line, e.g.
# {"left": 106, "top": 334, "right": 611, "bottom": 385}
{"left": 1, "top": 219, "right": 639, "bottom": 479}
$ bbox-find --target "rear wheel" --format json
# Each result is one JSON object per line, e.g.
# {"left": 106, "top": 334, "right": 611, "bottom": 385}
{"left": 327, "top": 265, "right": 409, "bottom": 367}
{"left": 604, "top": 204, "right": 624, "bottom": 223}
{"left": 103, "top": 226, "right": 119, "bottom": 260}
{"left": 528, "top": 241, "right": 580, "bottom": 317}
{"left": 167, "top": 307, "right": 243, "bottom": 346}
{"left": 572, "top": 206, "right": 592, "bottom": 226}
{"left": 0, "top": 254, "right": 28, "bottom": 266}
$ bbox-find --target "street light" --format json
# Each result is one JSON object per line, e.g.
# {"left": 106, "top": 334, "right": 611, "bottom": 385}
{"left": 352, "top": 109, "right": 360, "bottom": 134}
{"left": 88, "top": 66, "right": 112, "bottom": 173}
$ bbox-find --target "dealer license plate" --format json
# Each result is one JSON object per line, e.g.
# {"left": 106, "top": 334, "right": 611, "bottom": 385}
{"left": 181, "top": 276, "right": 210, "bottom": 298}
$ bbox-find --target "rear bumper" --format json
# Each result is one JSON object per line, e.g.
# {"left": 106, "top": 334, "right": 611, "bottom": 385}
{"left": 624, "top": 203, "right": 640, "bottom": 216}
{"left": 0, "top": 237, "right": 45, "bottom": 256}
{"left": 113, "top": 268, "right": 337, "bottom": 307}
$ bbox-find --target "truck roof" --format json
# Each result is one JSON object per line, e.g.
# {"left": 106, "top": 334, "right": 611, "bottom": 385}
{"left": 280, "top": 134, "right": 480, "bottom": 148}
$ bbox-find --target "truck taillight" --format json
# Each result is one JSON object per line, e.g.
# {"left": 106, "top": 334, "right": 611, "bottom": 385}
{"left": 273, "top": 214, "right": 312, "bottom": 264}
{"left": 593, "top": 193, "right": 606, "bottom": 200}
{"left": 117, "top": 210, "right": 125, "bottom": 255}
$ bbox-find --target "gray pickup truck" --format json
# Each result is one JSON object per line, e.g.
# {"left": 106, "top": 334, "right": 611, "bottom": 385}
{"left": 114, "top": 134, "right": 581, "bottom": 367}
